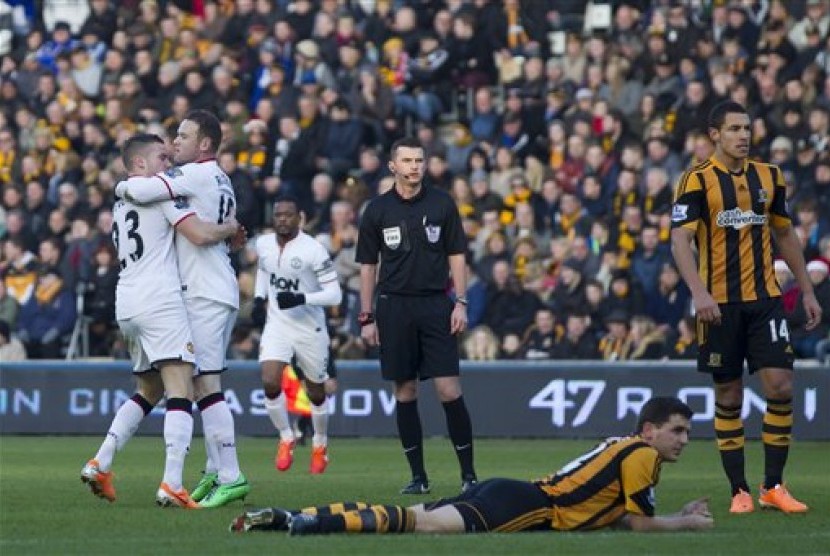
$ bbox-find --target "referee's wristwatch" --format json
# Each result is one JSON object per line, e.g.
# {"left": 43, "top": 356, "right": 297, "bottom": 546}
{"left": 358, "top": 311, "right": 375, "bottom": 327}
{"left": 455, "top": 296, "right": 468, "bottom": 306}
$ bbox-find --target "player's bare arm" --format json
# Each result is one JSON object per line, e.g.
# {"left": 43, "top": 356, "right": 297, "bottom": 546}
{"left": 176, "top": 212, "right": 240, "bottom": 247}
{"left": 670, "top": 227, "right": 721, "bottom": 325}
{"left": 115, "top": 169, "right": 196, "bottom": 203}
{"left": 771, "top": 225, "right": 823, "bottom": 330}
{"left": 617, "top": 504, "right": 714, "bottom": 532}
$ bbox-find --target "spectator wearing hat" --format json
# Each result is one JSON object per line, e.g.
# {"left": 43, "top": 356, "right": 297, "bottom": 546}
{"left": 643, "top": 52, "right": 682, "bottom": 111}
{"left": 599, "top": 309, "right": 631, "bottom": 361}
{"left": 293, "top": 39, "right": 336, "bottom": 91}
{"left": 237, "top": 118, "right": 270, "bottom": 181}
{"left": 788, "top": 259, "right": 830, "bottom": 359}
{"left": 36, "top": 21, "right": 80, "bottom": 75}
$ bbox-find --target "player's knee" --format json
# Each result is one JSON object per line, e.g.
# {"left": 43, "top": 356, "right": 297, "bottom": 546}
{"left": 714, "top": 381, "right": 743, "bottom": 407}
{"left": 306, "top": 385, "right": 326, "bottom": 406}
{"left": 194, "top": 374, "right": 222, "bottom": 400}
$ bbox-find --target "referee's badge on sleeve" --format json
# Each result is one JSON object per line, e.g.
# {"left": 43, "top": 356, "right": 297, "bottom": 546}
{"left": 383, "top": 226, "right": 401, "bottom": 249}
{"left": 425, "top": 224, "right": 441, "bottom": 243}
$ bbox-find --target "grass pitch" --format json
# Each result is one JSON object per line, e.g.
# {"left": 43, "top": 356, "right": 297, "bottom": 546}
{"left": 0, "top": 436, "right": 827, "bottom": 555}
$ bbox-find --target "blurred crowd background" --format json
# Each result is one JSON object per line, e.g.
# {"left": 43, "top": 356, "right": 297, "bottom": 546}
{"left": 0, "top": 0, "right": 829, "bottom": 363}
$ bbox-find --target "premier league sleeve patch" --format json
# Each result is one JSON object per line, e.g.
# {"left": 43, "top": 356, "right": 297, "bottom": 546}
{"left": 165, "top": 167, "right": 184, "bottom": 178}
{"left": 173, "top": 196, "right": 190, "bottom": 209}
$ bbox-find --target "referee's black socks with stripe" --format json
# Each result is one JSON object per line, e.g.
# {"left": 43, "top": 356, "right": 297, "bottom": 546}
{"left": 443, "top": 396, "right": 476, "bottom": 480}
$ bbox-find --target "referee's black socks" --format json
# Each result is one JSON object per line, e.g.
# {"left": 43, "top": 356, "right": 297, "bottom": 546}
{"left": 443, "top": 396, "right": 476, "bottom": 480}
{"left": 396, "top": 400, "right": 426, "bottom": 481}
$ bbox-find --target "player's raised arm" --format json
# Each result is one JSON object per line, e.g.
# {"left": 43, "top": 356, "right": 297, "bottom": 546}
{"left": 115, "top": 167, "right": 199, "bottom": 204}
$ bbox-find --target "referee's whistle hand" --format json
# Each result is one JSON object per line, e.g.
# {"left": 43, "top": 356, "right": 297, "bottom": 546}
{"left": 361, "top": 323, "right": 380, "bottom": 346}
{"left": 450, "top": 306, "right": 467, "bottom": 335}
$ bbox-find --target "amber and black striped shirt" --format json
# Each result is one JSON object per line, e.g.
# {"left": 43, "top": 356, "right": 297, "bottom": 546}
{"left": 535, "top": 436, "right": 660, "bottom": 531}
{"left": 671, "top": 156, "right": 791, "bottom": 303}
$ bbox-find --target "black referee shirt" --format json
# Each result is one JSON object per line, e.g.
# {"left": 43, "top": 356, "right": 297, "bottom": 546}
{"left": 355, "top": 184, "right": 466, "bottom": 295}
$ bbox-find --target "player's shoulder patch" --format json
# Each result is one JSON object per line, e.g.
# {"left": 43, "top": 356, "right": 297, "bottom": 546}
{"left": 165, "top": 166, "right": 184, "bottom": 178}
{"left": 173, "top": 196, "right": 190, "bottom": 209}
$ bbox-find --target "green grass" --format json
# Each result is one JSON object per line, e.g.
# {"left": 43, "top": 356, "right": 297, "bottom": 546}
{"left": 0, "top": 436, "right": 827, "bottom": 555}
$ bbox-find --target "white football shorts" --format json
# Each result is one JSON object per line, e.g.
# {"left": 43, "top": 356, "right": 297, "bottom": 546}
{"left": 118, "top": 299, "right": 196, "bottom": 373}
{"left": 259, "top": 321, "right": 330, "bottom": 384}
{"left": 185, "top": 296, "right": 238, "bottom": 373}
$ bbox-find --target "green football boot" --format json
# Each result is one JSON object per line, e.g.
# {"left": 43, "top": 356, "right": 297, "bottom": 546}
{"left": 190, "top": 472, "right": 218, "bottom": 503}
{"left": 199, "top": 473, "right": 251, "bottom": 508}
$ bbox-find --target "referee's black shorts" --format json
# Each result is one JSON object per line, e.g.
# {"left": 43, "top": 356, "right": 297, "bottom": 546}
{"left": 697, "top": 297, "right": 795, "bottom": 383}
{"left": 425, "top": 478, "right": 551, "bottom": 533}
{"left": 376, "top": 292, "right": 459, "bottom": 382}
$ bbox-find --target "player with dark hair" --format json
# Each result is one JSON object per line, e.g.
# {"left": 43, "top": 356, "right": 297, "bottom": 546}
{"left": 671, "top": 100, "right": 821, "bottom": 514}
{"left": 250, "top": 194, "right": 342, "bottom": 474}
{"left": 82, "top": 133, "right": 239, "bottom": 508}
{"left": 115, "top": 112, "right": 250, "bottom": 507}
{"left": 230, "top": 397, "right": 713, "bottom": 535}
{"left": 355, "top": 137, "right": 477, "bottom": 494}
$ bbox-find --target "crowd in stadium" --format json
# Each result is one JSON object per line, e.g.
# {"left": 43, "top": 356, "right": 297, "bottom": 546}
{"left": 0, "top": 0, "right": 829, "bottom": 363}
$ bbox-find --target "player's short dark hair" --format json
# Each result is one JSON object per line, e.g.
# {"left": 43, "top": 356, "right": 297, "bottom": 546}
{"left": 183, "top": 109, "right": 222, "bottom": 152}
{"left": 390, "top": 137, "right": 424, "bottom": 160}
{"left": 635, "top": 397, "right": 693, "bottom": 433}
{"left": 121, "top": 133, "right": 164, "bottom": 171}
{"left": 708, "top": 100, "right": 748, "bottom": 132}
{"left": 273, "top": 193, "right": 301, "bottom": 212}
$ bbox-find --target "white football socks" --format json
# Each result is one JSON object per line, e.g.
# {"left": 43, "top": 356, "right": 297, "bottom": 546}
{"left": 201, "top": 400, "right": 241, "bottom": 484}
{"left": 162, "top": 409, "right": 193, "bottom": 491}
{"left": 264, "top": 392, "right": 295, "bottom": 442}
{"left": 311, "top": 400, "right": 328, "bottom": 448}
{"left": 94, "top": 398, "right": 146, "bottom": 472}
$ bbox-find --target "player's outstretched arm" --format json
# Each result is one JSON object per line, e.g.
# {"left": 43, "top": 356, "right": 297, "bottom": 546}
{"left": 176, "top": 214, "right": 239, "bottom": 246}
{"left": 115, "top": 171, "right": 197, "bottom": 204}
{"left": 618, "top": 498, "right": 713, "bottom": 532}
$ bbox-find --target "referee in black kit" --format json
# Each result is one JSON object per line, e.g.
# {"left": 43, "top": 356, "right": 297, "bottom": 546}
{"left": 355, "top": 137, "right": 478, "bottom": 494}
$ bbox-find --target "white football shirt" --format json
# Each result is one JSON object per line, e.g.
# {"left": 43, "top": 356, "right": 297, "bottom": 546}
{"left": 112, "top": 180, "right": 194, "bottom": 320}
{"left": 115, "top": 159, "right": 239, "bottom": 308}
{"left": 254, "top": 231, "right": 338, "bottom": 331}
